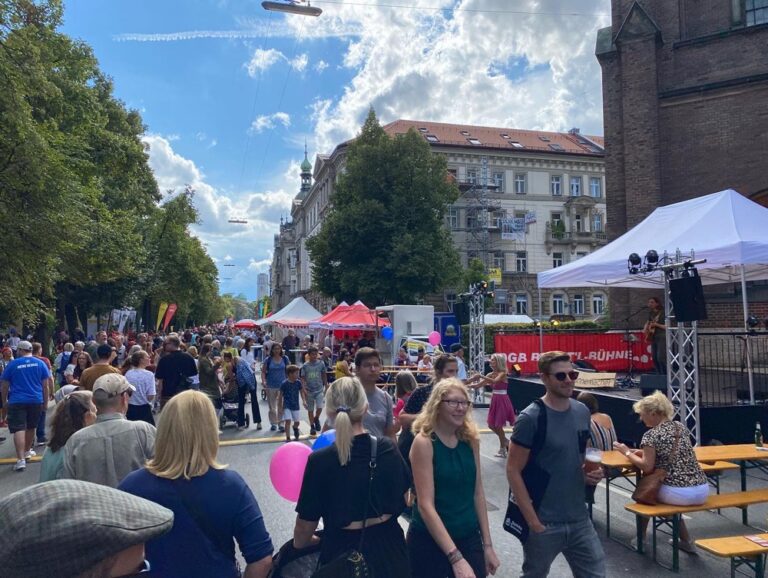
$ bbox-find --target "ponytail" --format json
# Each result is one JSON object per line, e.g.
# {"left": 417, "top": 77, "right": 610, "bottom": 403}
{"left": 326, "top": 377, "right": 367, "bottom": 466}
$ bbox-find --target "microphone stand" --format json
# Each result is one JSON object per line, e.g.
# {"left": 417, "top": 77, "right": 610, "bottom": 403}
{"left": 618, "top": 307, "right": 646, "bottom": 388}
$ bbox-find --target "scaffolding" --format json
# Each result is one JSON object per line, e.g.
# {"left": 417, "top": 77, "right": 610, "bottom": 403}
{"left": 468, "top": 287, "right": 486, "bottom": 403}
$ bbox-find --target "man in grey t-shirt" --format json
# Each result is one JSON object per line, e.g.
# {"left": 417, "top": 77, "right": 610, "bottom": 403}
{"left": 507, "top": 351, "right": 606, "bottom": 577}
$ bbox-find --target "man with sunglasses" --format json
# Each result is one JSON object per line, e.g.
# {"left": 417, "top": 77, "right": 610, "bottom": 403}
{"left": 507, "top": 350, "right": 605, "bottom": 577}
{"left": 62, "top": 373, "right": 156, "bottom": 488}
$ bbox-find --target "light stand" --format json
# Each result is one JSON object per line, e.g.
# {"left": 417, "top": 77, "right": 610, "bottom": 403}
{"left": 618, "top": 307, "right": 645, "bottom": 388}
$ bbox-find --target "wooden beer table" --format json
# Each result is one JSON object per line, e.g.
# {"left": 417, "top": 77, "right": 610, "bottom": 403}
{"left": 601, "top": 444, "right": 768, "bottom": 532}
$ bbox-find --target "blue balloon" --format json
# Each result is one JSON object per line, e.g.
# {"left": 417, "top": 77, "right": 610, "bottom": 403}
{"left": 381, "top": 326, "right": 393, "bottom": 341}
{"left": 312, "top": 429, "right": 336, "bottom": 451}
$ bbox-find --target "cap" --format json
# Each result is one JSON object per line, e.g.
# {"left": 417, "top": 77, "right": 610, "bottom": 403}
{"left": 450, "top": 343, "right": 464, "bottom": 353}
{"left": 0, "top": 480, "right": 173, "bottom": 578}
{"left": 93, "top": 373, "right": 135, "bottom": 397}
{"left": 17, "top": 341, "right": 33, "bottom": 352}
{"left": 54, "top": 384, "right": 80, "bottom": 404}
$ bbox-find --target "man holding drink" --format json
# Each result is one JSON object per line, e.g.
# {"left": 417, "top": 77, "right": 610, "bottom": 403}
{"left": 506, "top": 350, "right": 606, "bottom": 577}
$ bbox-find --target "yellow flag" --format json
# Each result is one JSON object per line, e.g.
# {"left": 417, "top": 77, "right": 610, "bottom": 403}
{"left": 156, "top": 302, "right": 169, "bottom": 331}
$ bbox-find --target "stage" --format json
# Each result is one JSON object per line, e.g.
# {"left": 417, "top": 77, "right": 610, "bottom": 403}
{"left": 508, "top": 376, "right": 768, "bottom": 446}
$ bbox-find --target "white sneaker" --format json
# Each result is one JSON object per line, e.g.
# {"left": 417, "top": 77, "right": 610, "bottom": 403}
{"left": 13, "top": 459, "right": 26, "bottom": 471}
{"left": 24, "top": 449, "right": 36, "bottom": 459}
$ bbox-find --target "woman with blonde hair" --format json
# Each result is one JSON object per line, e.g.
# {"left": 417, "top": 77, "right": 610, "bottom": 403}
{"left": 293, "top": 376, "right": 411, "bottom": 576}
{"left": 613, "top": 390, "right": 707, "bottom": 553}
{"left": 408, "top": 379, "right": 500, "bottom": 578}
{"left": 466, "top": 353, "right": 515, "bottom": 458}
{"left": 119, "top": 390, "right": 274, "bottom": 577}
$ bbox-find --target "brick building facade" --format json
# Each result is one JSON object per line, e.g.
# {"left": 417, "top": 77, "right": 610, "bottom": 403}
{"left": 596, "top": 0, "right": 768, "bottom": 326}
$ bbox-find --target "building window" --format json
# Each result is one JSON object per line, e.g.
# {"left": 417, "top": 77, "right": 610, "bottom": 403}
{"left": 514, "top": 173, "right": 527, "bottom": 194}
{"left": 493, "top": 251, "right": 505, "bottom": 271}
{"left": 447, "top": 207, "right": 459, "bottom": 229}
{"left": 466, "top": 209, "right": 476, "bottom": 229}
{"left": 552, "top": 294, "right": 564, "bottom": 315}
{"left": 515, "top": 294, "right": 528, "bottom": 315}
{"left": 551, "top": 175, "right": 562, "bottom": 196}
{"left": 589, "top": 177, "right": 602, "bottom": 198}
{"left": 570, "top": 176, "right": 582, "bottom": 196}
{"left": 551, "top": 212, "right": 562, "bottom": 227}
{"left": 495, "top": 303, "right": 508, "bottom": 314}
{"left": 592, "top": 294, "right": 605, "bottom": 315}
{"left": 492, "top": 209, "right": 506, "bottom": 228}
{"left": 553, "top": 252, "right": 563, "bottom": 268}
{"left": 493, "top": 171, "right": 505, "bottom": 191}
{"left": 445, "top": 291, "right": 457, "bottom": 312}
{"left": 747, "top": 0, "right": 768, "bottom": 25}
{"left": 592, "top": 213, "right": 603, "bottom": 232}
{"left": 576, "top": 251, "right": 588, "bottom": 259}
{"left": 467, "top": 168, "right": 478, "bottom": 185}
{"left": 572, "top": 294, "right": 584, "bottom": 315}
{"left": 574, "top": 214, "right": 583, "bottom": 232}
{"left": 515, "top": 251, "right": 527, "bottom": 273}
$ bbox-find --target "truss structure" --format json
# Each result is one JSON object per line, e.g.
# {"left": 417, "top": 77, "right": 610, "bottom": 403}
{"left": 663, "top": 251, "right": 705, "bottom": 446}
{"left": 468, "top": 288, "right": 486, "bottom": 403}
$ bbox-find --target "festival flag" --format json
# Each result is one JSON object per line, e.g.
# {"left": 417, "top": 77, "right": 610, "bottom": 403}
{"left": 156, "top": 302, "right": 169, "bottom": 331}
{"left": 162, "top": 304, "right": 178, "bottom": 332}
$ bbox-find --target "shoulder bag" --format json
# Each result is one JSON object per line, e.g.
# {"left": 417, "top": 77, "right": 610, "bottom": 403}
{"left": 632, "top": 421, "right": 683, "bottom": 505}
{"left": 503, "top": 398, "right": 550, "bottom": 544}
{"left": 311, "top": 436, "right": 377, "bottom": 578}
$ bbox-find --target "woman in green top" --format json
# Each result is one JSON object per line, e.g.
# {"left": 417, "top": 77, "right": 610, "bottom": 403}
{"left": 39, "top": 390, "right": 96, "bottom": 482}
{"left": 197, "top": 344, "right": 223, "bottom": 406}
{"left": 409, "top": 378, "right": 500, "bottom": 578}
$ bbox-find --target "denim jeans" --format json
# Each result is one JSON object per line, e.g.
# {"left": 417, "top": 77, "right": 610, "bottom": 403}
{"left": 521, "top": 518, "right": 605, "bottom": 578}
{"left": 36, "top": 410, "right": 47, "bottom": 442}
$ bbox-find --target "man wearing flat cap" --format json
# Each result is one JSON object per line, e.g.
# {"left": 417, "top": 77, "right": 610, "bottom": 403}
{"left": 61, "top": 373, "right": 155, "bottom": 487}
{"left": 0, "top": 479, "right": 173, "bottom": 578}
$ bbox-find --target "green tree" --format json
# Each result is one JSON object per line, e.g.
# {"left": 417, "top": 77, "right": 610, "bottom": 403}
{"left": 307, "top": 109, "right": 461, "bottom": 304}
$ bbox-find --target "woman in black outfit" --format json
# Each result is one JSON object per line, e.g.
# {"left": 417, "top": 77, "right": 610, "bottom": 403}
{"left": 292, "top": 376, "right": 411, "bottom": 577}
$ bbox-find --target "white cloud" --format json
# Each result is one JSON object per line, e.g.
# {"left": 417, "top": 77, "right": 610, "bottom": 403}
{"left": 142, "top": 134, "right": 295, "bottom": 297}
{"left": 287, "top": 0, "right": 610, "bottom": 152}
{"left": 290, "top": 53, "right": 309, "bottom": 72}
{"left": 246, "top": 48, "right": 284, "bottom": 75}
{"left": 248, "top": 256, "right": 273, "bottom": 272}
{"left": 250, "top": 112, "right": 292, "bottom": 134}
{"left": 314, "top": 59, "right": 329, "bottom": 73}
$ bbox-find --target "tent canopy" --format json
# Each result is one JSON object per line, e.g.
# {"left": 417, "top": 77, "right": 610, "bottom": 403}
{"left": 538, "top": 189, "right": 768, "bottom": 289}
{"left": 233, "top": 318, "right": 259, "bottom": 329}
{"left": 308, "top": 302, "right": 350, "bottom": 329}
{"left": 310, "top": 300, "right": 389, "bottom": 330}
{"left": 253, "top": 297, "right": 322, "bottom": 328}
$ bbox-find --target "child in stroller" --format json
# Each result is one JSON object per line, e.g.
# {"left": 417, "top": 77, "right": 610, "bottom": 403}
{"left": 219, "top": 386, "right": 248, "bottom": 429}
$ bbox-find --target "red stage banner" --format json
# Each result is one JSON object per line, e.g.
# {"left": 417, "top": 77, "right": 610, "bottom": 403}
{"left": 494, "top": 332, "right": 655, "bottom": 374}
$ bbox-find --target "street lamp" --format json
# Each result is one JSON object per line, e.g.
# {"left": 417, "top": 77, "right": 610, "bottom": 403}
{"left": 262, "top": 1, "right": 322, "bottom": 16}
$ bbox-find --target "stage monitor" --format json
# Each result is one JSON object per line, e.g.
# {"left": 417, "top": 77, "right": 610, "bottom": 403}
{"left": 669, "top": 273, "right": 708, "bottom": 322}
{"left": 640, "top": 373, "right": 667, "bottom": 396}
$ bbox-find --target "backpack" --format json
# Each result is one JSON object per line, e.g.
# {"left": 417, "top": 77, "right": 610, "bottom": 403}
{"left": 264, "top": 355, "right": 289, "bottom": 372}
{"left": 58, "top": 351, "right": 72, "bottom": 385}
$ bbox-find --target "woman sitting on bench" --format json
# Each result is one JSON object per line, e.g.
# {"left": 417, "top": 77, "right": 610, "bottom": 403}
{"left": 613, "top": 391, "right": 708, "bottom": 554}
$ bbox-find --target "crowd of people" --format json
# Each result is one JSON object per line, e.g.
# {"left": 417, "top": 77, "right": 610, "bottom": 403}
{"left": 0, "top": 318, "right": 709, "bottom": 578}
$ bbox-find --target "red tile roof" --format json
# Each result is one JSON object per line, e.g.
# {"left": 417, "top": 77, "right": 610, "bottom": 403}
{"left": 382, "top": 119, "right": 604, "bottom": 156}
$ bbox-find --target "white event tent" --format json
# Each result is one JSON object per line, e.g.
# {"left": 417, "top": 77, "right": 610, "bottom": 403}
{"left": 253, "top": 296, "right": 321, "bottom": 329}
{"left": 538, "top": 189, "right": 768, "bottom": 295}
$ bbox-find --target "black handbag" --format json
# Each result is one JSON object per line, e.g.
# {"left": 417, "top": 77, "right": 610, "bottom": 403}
{"left": 311, "top": 436, "right": 378, "bottom": 578}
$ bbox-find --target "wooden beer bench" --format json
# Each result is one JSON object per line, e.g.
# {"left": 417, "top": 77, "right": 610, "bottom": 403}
{"left": 625, "top": 488, "right": 768, "bottom": 572}
{"left": 696, "top": 533, "right": 768, "bottom": 578}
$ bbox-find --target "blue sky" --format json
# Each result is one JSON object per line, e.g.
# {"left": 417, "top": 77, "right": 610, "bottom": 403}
{"left": 61, "top": 0, "right": 610, "bottom": 300}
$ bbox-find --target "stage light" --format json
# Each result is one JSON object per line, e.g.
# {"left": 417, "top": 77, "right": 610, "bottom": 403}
{"left": 645, "top": 250, "right": 659, "bottom": 270}
{"left": 748, "top": 315, "right": 760, "bottom": 329}
{"left": 627, "top": 253, "right": 641, "bottom": 274}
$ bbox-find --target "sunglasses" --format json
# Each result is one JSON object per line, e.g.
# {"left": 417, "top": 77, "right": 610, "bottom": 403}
{"left": 547, "top": 370, "right": 580, "bottom": 382}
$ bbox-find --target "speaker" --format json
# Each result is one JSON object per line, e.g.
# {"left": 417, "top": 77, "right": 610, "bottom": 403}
{"left": 453, "top": 302, "right": 469, "bottom": 325}
{"left": 669, "top": 273, "right": 708, "bottom": 322}
{"left": 640, "top": 373, "right": 666, "bottom": 396}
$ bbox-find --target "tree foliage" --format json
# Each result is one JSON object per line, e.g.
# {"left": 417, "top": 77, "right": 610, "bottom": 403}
{"left": 0, "top": 1, "right": 222, "bottom": 330}
{"left": 307, "top": 109, "right": 461, "bottom": 304}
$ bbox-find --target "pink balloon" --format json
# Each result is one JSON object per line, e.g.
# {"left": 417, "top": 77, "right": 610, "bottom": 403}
{"left": 428, "top": 331, "right": 442, "bottom": 346}
{"left": 269, "top": 442, "right": 312, "bottom": 502}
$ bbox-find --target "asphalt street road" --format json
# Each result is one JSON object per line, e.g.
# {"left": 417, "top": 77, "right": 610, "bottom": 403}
{"left": 2, "top": 399, "right": 768, "bottom": 577}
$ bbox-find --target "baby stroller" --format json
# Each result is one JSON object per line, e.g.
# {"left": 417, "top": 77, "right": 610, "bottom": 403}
{"left": 219, "top": 388, "right": 248, "bottom": 429}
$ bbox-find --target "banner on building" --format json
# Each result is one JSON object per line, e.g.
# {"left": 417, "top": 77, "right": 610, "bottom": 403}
{"left": 156, "top": 302, "right": 169, "bottom": 331}
{"left": 494, "top": 332, "right": 655, "bottom": 374}
{"left": 524, "top": 211, "right": 537, "bottom": 224}
{"left": 488, "top": 268, "right": 502, "bottom": 286}
{"left": 500, "top": 217, "right": 526, "bottom": 241}
{"left": 162, "top": 304, "right": 178, "bottom": 332}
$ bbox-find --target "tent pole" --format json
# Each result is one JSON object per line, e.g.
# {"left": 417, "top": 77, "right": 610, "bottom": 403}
{"left": 741, "top": 265, "right": 755, "bottom": 405}
{"left": 538, "top": 286, "right": 544, "bottom": 353}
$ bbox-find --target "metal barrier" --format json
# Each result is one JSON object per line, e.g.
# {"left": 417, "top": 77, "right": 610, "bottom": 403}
{"left": 698, "top": 331, "right": 768, "bottom": 407}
